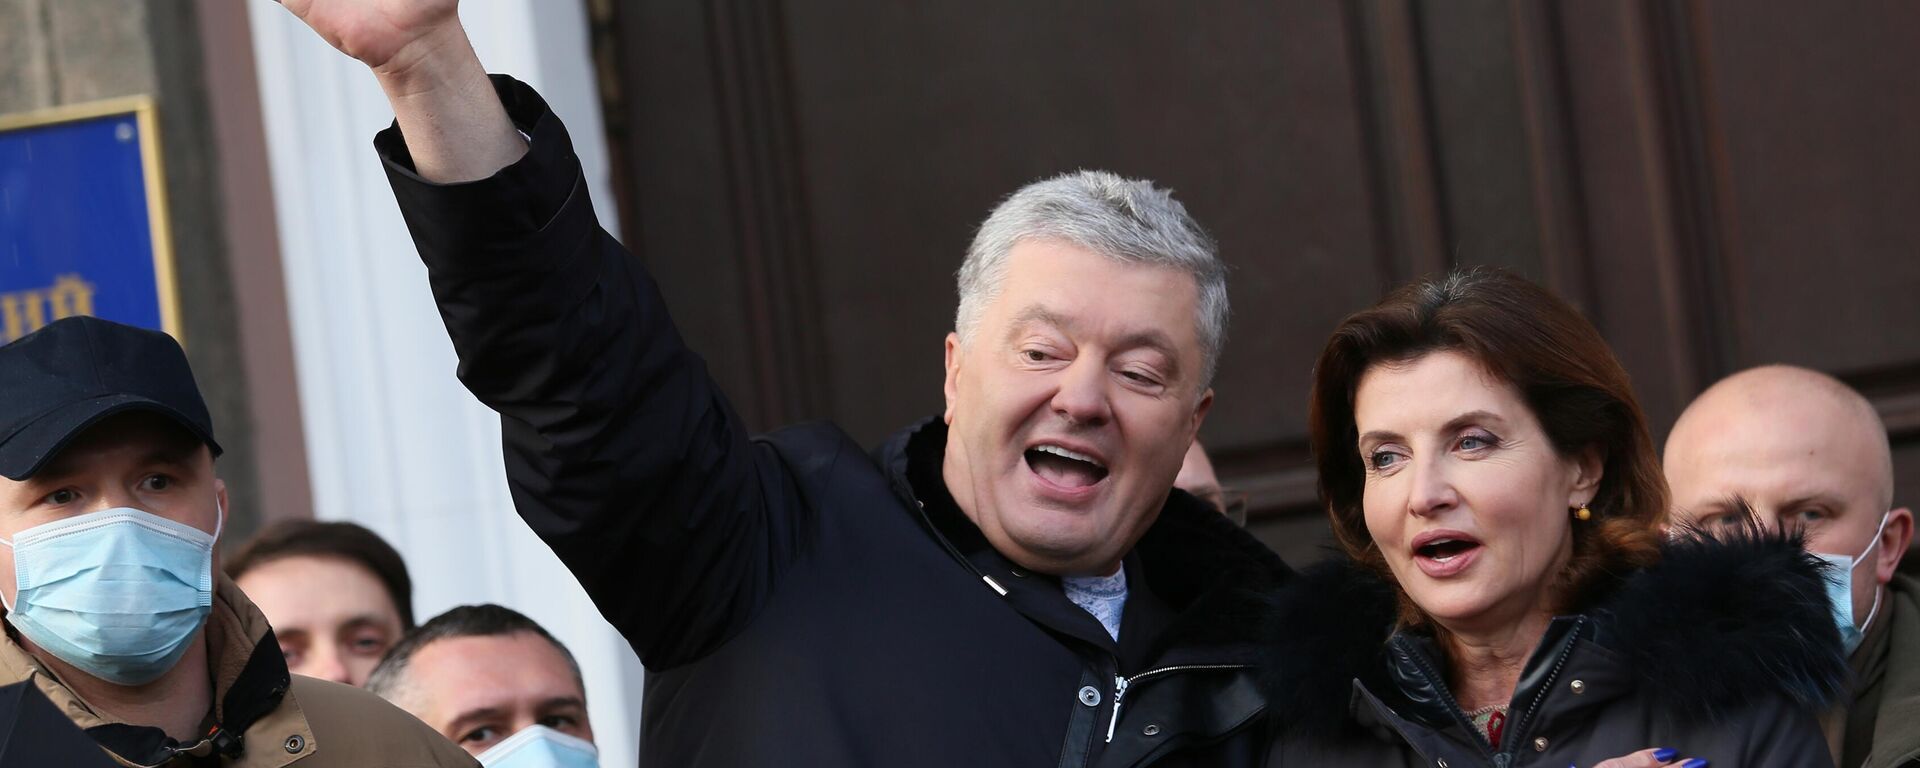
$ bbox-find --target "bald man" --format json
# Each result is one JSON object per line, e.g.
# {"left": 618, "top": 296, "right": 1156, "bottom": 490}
{"left": 1176, "top": 440, "right": 1246, "bottom": 525}
{"left": 1665, "top": 365, "right": 1918, "bottom": 768}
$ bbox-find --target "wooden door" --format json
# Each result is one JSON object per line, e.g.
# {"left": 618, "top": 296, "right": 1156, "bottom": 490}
{"left": 590, "top": 1, "right": 1920, "bottom": 567}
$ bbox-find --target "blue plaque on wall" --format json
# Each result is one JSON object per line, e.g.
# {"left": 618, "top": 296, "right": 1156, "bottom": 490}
{"left": 0, "top": 97, "right": 180, "bottom": 344}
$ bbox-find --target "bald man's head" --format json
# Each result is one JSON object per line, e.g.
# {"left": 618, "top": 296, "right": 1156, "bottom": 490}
{"left": 1668, "top": 365, "right": 1893, "bottom": 515}
{"left": 1665, "top": 365, "right": 1912, "bottom": 635}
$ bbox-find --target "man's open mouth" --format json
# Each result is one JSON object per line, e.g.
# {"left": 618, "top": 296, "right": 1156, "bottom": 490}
{"left": 1024, "top": 444, "right": 1109, "bottom": 489}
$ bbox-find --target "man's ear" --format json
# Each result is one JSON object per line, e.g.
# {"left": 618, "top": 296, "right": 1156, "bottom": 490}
{"left": 1190, "top": 387, "right": 1214, "bottom": 436}
{"left": 943, "top": 332, "right": 963, "bottom": 425}
{"left": 1876, "top": 507, "right": 1914, "bottom": 583}
{"left": 1567, "top": 446, "right": 1605, "bottom": 508}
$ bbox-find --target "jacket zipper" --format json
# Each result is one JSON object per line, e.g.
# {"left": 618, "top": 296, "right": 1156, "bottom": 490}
{"left": 1498, "top": 620, "right": 1584, "bottom": 765}
{"left": 1104, "top": 663, "right": 1248, "bottom": 743}
{"left": 1398, "top": 644, "right": 1500, "bottom": 764}
{"left": 1105, "top": 674, "right": 1130, "bottom": 743}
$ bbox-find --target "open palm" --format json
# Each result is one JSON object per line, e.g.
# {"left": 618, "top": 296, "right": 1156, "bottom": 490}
{"left": 278, "top": 0, "right": 461, "bottom": 71}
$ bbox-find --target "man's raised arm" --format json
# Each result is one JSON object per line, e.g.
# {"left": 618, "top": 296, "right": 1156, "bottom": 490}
{"left": 280, "top": 0, "right": 525, "bottom": 182}
{"left": 270, "top": 0, "right": 813, "bottom": 669}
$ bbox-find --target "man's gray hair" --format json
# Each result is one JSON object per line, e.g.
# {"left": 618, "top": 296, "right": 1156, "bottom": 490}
{"left": 955, "top": 170, "right": 1229, "bottom": 387}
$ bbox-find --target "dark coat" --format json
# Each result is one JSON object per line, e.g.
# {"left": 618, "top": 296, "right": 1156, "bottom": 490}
{"left": 1258, "top": 531, "right": 1850, "bottom": 767}
{"left": 1851, "top": 573, "right": 1920, "bottom": 768}
{"left": 374, "top": 75, "right": 1293, "bottom": 768}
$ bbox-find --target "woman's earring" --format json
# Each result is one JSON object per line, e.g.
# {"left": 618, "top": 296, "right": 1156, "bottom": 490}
{"left": 1574, "top": 504, "right": 1592, "bottom": 521}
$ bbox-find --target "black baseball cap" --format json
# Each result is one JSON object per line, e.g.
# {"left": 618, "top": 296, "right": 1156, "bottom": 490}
{"left": 0, "top": 317, "right": 221, "bottom": 481}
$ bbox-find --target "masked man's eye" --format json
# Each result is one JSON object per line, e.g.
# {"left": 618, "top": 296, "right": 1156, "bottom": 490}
{"left": 460, "top": 726, "right": 502, "bottom": 745}
{"left": 41, "top": 489, "right": 78, "bottom": 506}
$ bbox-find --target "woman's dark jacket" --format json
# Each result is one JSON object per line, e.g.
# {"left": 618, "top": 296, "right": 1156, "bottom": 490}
{"left": 1259, "top": 532, "right": 1850, "bottom": 767}
{"left": 373, "top": 75, "right": 1293, "bottom": 767}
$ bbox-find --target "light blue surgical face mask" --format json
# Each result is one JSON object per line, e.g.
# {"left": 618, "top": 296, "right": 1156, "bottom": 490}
{"left": 0, "top": 504, "right": 220, "bottom": 686}
{"left": 475, "top": 725, "right": 599, "bottom": 768}
{"left": 1813, "top": 511, "right": 1892, "bottom": 656}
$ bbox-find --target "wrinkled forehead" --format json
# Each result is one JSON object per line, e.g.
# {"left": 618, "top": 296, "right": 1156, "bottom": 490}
{"left": 989, "top": 245, "right": 1204, "bottom": 349}
{"left": 1353, "top": 351, "right": 1531, "bottom": 431}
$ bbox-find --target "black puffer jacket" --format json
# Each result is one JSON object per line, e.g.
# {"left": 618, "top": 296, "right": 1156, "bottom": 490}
{"left": 376, "top": 75, "right": 1293, "bottom": 767}
{"left": 1259, "top": 532, "right": 1849, "bottom": 767}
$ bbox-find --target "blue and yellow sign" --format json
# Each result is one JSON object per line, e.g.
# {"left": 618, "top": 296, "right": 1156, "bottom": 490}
{"left": 0, "top": 97, "right": 180, "bottom": 344}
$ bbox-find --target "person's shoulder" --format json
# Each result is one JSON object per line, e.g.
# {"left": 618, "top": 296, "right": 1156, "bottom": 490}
{"left": 1891, "top": 571, "right": 1920, "bottom": 602}
{"left": 756, "top": 419, "right": 883, "bottom": 483}
{"left": 286, "top": 676, "right": 480, "bottom": 767}
{"left": 757, "top": 419, "right": 865, "bottom": 457}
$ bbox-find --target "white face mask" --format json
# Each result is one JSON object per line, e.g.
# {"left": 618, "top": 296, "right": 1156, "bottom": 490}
{"left": 0, "top": 503, "right": 222, "bottom": 685}
{"left": 1812, "top": 511, "right": 1892, "bottom": 656}
{"left": 475, "top": 725, "right": 599, "bottom": 768}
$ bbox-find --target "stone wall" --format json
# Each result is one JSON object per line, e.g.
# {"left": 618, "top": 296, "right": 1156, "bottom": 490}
{"left": 1, "top": 0, "right": 270, "bottom": 540}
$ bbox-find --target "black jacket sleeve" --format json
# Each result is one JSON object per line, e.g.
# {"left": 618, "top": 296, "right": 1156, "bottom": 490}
{"left": 375, "top": 76, "right": 808, "bottom": 669}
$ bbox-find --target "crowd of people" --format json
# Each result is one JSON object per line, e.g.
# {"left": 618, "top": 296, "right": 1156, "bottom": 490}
{"left": 0, "top": 0, "right": 1914, "bottom": 766}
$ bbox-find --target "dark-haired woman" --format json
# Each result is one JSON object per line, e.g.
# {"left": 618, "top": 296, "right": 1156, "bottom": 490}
{"left": 1260, "top": 269, "right": 1846, "bottom": 767}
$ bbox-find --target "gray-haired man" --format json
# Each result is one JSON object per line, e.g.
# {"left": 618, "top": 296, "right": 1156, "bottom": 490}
{"left": 278, "top": 1, "right": 1291, "bottom": 765}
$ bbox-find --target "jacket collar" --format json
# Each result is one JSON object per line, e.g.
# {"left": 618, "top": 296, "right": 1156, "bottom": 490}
{"left": 1868, "top": 574, "right": 1920, "bottom": 766}
{"left": 1259, "top": 528, "right": 1850, "bottom": 738}
{"left": 876, "top": 417, "right": 1292, "bottom": 662}
{"left": 0, "top": 574, "right": 303, "bottom": 767}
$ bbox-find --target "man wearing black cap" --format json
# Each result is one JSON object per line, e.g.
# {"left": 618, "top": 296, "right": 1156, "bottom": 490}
{"left": 0, "top": 316, "right": 476, "bottom": 767}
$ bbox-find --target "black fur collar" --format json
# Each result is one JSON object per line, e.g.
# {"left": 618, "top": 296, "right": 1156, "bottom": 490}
{"left": 1257, "top": 529, "right": 1849, "bottom": 734}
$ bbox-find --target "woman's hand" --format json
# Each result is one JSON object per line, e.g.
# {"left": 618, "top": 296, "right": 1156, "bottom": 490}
{"left": 1586, "top": 747, "right": 1705, "bottom": 768}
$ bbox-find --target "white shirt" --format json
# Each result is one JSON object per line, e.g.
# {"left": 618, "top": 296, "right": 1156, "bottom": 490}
{"left": 1061, "top": 567, "right": 1129, "bottom": 642}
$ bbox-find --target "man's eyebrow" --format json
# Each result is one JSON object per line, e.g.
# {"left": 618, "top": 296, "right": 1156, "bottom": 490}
{"left": 445, "top": 706, "right": 509, "bottom": 734}
{"left": 1683, "top": 494, "right": 1760, "bottom": 530}
{"left": 1113, "top": 329, "right": 1180, "bottom": 361}
{"left": 143, "top": 440, "right": 202, "bottom": 467}
{"left": 337, "top": 615, "right": 396, "bottom": 634}
{"left": 1778, "top": 493, "right": 1848, "bottom": 513}
{"left": 537, "top": 696, "right": 588, "bottom": 712}
{"left": 1005, "top": 305, "right": 1186, "bottom": 371}
{"left": 1005, "top": 305, "right": 1069, "bottom": 340}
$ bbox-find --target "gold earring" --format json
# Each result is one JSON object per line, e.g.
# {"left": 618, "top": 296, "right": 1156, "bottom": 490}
{"left": 1574, "top": 504, "right": 1592, "bottom": 521}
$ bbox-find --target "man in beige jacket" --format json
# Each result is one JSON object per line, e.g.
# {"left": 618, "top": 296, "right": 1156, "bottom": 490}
{"left": 0, "top": 316, "right": 475, "bottom": 768}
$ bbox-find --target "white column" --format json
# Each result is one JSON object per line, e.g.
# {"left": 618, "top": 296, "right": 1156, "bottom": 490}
{"left": 245, "top": 3, "right": 643, "bottom": 766}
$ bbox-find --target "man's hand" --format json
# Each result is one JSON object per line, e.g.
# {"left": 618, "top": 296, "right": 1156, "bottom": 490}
{"left": 270, "top": 0, "right": 526, "bottom": 183}
{"left": 277, "top": 0, "right": 460, "bottom": 75}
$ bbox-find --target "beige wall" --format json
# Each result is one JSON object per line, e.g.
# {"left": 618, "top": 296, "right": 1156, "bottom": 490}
{"left": 0, "top": 0, "right": 155, "bottom": 112}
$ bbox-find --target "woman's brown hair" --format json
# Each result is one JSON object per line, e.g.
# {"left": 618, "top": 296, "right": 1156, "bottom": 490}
{"left": 1309, "top": 268, "right": 1665, "bottom": 626}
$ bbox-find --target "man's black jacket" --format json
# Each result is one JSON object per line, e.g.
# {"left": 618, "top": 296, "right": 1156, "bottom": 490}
{"left": 375, "top": 76, "right": 1292, "bottom": 767}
